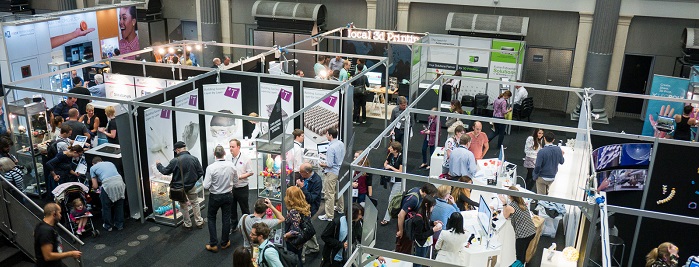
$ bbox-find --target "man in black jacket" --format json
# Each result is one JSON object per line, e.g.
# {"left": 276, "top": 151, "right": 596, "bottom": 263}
{"left": 156, "top": 141, "right": 205, "bottom": 230}
{"left": 321, "top": 204, "right": 385, "bottom": 267}
{"left": 296, "top": 162, "right": 322, "bottom": 257}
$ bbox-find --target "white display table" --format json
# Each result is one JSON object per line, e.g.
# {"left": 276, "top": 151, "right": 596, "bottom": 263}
{"left": 539, "top": 248, "right": 577, "bottom": 267}
{"left": 363, "top": 257, "right": 413, "bottom": 267}
{"left": 429, "top": 146, "right": 445, "bottom": 178}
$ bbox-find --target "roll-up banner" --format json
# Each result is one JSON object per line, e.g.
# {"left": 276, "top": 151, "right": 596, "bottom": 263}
{"left": 303, "top": 88, "right": 341, "bottom": 149}
{"left": 203, "top": 83, "right": 244, "bottom": 163}
{"left": 144, "top": 103, "right": 175, "bottom": 180}
{"left": 642, "top": 75, "right": 690, "bottom": 136}
{"left": 174, "top": 90, "right": 202, "bottom": 161}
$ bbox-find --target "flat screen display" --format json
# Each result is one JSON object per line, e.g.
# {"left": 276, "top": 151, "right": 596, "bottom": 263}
{"left": 596, "top": 169, "right": 647, "bottom": 192}
{"left": 366, "top": 72, "right": 382, "bottom": 86}
{"left": 478, "top": 195, "right": 492, "bottom": 235}
{"left": 64, "top": 41, "right": 95, "bottom": 65}
{"left": 317, "top": 142, "right": 329, "bottom": 154}
{"left": 592, "top": 143, "right": 652, "bottom": 171}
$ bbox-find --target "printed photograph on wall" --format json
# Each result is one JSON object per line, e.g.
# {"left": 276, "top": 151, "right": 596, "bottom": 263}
{"left": 104, "top": 73, "right": 136, "bottom": 100}
{"left": 259, "top": 82, "right": 294, "bottom": 134}
{"left": 303, "top": 88, "right": 340, "bottom": 149}
{"left": 203, "top": 83, "right": 243, "bottom": 163}
{"left": 117, "top": 6, "right": 139, "bottom": 59}
{"left": 144, "top": 105, "right": 174, "bottom": 180}
{"left": 175, "top": 90, "right": 202, "bottom": 161}
{"left": 597, "top": 169, "right": 647, "bottom": 192}
{"left": 134, "top": 77, "right": 167, "bottom": 96}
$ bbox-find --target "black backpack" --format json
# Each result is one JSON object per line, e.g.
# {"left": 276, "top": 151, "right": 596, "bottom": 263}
{"left": 46, "top": 139, "right": 68, "bottom": 160}
{"left": 260, "top": 243, "right": 299, "bottom": 267}
{"left": 289, "top": 215, "right": 316, "bottom": 247}
{"left": 403, "top": 212, "right": 422, "bottom": 242}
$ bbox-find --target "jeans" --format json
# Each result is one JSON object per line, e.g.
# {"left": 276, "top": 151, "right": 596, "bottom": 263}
{"left": 394, "top": 128, "right": 405, "bottom": 145}
{"left": 525, "top": 168, "right": 535, "bottom": 191}
{"left": 353, "top": 94, "right": 367, "bottom": 122}
{"left": 421, "top": 138, "right": 435, "bottom": 164}
{"left": 100, "top": 188, "right": 124, "bottom": 229}
{"left": 488, "top": 122, "right": 507, "bottom": 149}
{"left": 382, "top": 182, "right": 402, "bottom": 222}
{"left": 180, "top": 187, "right": 203, "bottom": 227}
{"left": 353, "top": 193, "right": 367, "bottom": 205}
{"left": 231, "top": 185, "right": 250, "bottom": 225}
{"left": 323, "top": 172, "right": 343, "bottom": 219}
{"left": 414, "top": 245, "right": 431, "bottom": 267}
{"left": 207, "top": 192, "right": 233, "bottom": 246}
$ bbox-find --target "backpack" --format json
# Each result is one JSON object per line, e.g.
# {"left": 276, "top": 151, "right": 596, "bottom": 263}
{"left": 403, "top": 212, "right": 422, "bottom": 243}
{"left": 260, "top": 243, "right": 299, "bottom": 267}
{"left": 289, "top": 215, "right": 316, "bottom": 247}
{"left": 351, "top": 75, "right": 368, "bottom": 95}
{"left": 46, "top": 138, "right": 68, "bottom": 160}
{"left": 388, "top": 187, "right": 420, "bottom": 219}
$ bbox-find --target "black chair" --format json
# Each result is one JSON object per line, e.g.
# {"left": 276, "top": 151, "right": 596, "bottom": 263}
{"left": 514, "top": 97, "right": 534, "bottom": 122}
{"left": 461, "top": 95, "right": 474, "bottom": 109}
{"left": 474, "top": 94, "right": 489, "bottom": 116}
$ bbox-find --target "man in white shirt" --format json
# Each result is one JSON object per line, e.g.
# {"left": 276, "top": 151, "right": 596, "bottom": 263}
{"left": 229, "top": 139, "right": 254, "bottom": 228}
{"left": 203, "top": 145, "right": 237, "bottom": 252}
{"left": 328, "top": 55, "right": 344, "bottom": 72}
{"left": 513, "top": 81, "right": 529, "bottom": 105}
{"left": 288, "top": 129, "right": 305, "bottom": 183}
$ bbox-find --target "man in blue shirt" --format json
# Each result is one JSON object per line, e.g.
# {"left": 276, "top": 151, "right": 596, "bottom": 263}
{"left": 90, "top": 156, "right": 126, "bottom": 231}
{"left": 534, "top": 131, "right": 565, "bottom": 195}
{"left": 252, "top": 222, "right": 283, "bottom": 267}
{"left": 319, "top": 128, "right": 346, "bottom": 222}
{"left": 51, "top": 97, "right": 78, "bottom": 120}
{"left": 449, "top": 134, "right": 478, "bottom": 179}
{"left": 296, "top": 162, "right": 323, "bottom": 256}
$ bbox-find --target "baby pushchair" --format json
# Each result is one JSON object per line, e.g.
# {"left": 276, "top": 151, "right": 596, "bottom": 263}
{"left": 52, "top": 182, "right": 100, "bottom": 238}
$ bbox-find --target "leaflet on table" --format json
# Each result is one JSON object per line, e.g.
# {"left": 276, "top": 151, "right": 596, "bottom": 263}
{"left": 203, "top": 83, "right": 243, "bottom": 164}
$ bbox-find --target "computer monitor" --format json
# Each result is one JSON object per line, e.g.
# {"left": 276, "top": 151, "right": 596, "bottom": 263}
{"left": 317, "top": 142, "right": 329, "bottom": 154}
{"left": 689, "top": 258, "right": 699, "bottom": 267}
{"left": 478, "top": 195, "right": 492, "bottom": 235}
{"left": 366, "top": 72, "right": 382, "bottom": 86}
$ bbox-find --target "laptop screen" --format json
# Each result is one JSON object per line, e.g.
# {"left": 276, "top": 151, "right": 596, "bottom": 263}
{"left": 317, "top": 142, "right": 330, "bottom": 154}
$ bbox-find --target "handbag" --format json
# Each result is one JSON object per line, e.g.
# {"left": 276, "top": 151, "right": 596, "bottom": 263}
{"left": 169, "top": 158, "right": 188, "bottom": 202}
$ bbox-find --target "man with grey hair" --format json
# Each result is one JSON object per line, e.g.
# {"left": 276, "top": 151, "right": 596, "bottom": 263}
{"left": 390, "top": 96, "right": 412, "bottom": 145}
{"left": 88, "top": 74, "right": 106, "bottom": 97}
{"left": 157, "top": 141, "right": 205, "bottom": 230}
{"left": 211, "top": 58, "right": 221, "bottom": 69}
{"left": 203, "top": 145, "right": 237, "bottom": 252}
{"left": 295, "top": 162, "right": 322, "bottom": 256}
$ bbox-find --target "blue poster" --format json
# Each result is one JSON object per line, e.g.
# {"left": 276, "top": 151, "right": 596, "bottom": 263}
{"left": 642, "top": 75, "right": 690, "bottom": 136}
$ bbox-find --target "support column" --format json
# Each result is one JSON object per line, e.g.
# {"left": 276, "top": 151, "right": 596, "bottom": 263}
{"left": 604, "top": 15, "right": 634, "bottom": 118}
{"left": 396, "top": 0, "right": 410, "bottom": 31}
{"left": 220, "top": 0, "right": 232, "bottom": 55}
{"left": 200, "top": 0, "right": 223, "bottom": 66}
{"left": 366, "top": 0, "right": 377, "bottom": 29}
{"left": 376, "top": 0, "right": 398, "bottom": 30}
{"left": 57, "top": 0, "right": 76, "bottom": 11}
{"left": 567, "top": 13, "right": 594, "bottom": 114}
{"left": 575, "top": 0, "right": 622, "bottom": 123}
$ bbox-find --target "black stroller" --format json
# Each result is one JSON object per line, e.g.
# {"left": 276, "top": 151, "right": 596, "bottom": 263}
{"left": 52, "top": 182, "right": 100, "bottom": 238}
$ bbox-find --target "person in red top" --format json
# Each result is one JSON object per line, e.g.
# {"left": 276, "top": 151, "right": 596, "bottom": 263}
{"left": 352, "top": 150, "right": 373, "bottom": 206}
{"left": 467, "top": 121, "right": 489, "bottom": 160}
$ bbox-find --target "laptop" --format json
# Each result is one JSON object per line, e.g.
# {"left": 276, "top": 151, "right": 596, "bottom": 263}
{"left": 317, "top": 142, "right": 329, "bottom": 161}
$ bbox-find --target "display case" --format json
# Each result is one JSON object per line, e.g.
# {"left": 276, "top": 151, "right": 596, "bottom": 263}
{"left": 48, "top": 62, "right": 71, "bottom": 93}
{"left": 256, "top": 134, "right": 294, "bottom": 202}
{"left": 149, "top": 173, "right": 205, "bottom": 226}
{"left": 6, "top": 99, "right": 49, "bottom": 195}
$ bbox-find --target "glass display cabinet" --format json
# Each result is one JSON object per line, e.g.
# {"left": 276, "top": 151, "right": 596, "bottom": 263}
{"left": 255, "top": 134, "right": 293, "bottom": 246}
{"left": 6, "top": 99, "right": 49, "bottom": 195}
{"left": 149, "top": 172, "right": 205, "bottom": 227}
{"left": 48, "top": 62, "right": 71, "bottom": 93}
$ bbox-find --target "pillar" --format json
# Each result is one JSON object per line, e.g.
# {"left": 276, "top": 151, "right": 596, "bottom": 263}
{"left": 199, "top": 0, "right": 223, "bottom": 66}
{"left": 366, "top": 0, "right": 377, "bottom": 29}
{"left": 57, "top": 0, "right": 76, "bottom": 11}
{"left": 604, "top": 15, "right": 634, "bottom": 118}
{"left": 220, "top": 0, "right": 232, "bottom": 55}
{"left": 576, "top": 0, "right": 622, "bottom": 123}
{"left": 396, "top": 0, "right": 410, "bottom": 31}
{"left": 376, "top": 0, "right": 397, "bottom": 30}
{"left": 567, "top": 13, "right": 593, "bottom": 114}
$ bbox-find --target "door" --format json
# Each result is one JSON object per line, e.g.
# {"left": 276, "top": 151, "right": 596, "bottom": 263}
{"left": 616, "top": 55, "right": 653, "bottom": 115}
{"left": 523, "top": 47, "right": 574, "bottom": 112}
{"left": 181, "top": 21, "right": 198, "bottom": 41}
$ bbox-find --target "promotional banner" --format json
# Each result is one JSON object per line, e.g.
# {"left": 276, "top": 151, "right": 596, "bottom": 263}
{"left": 488, "top": 39, "right": 525, "bottom": 101}
{"left": 104, "top": 73, "right": 136, "bottom": 100}
{"left": 203, "top": 83, "right": 243, "bottom": 163}
{"left": 144, "top": 104, "right": 174, "bottom": 180}
{"left": 166, "top": 80, "right": 185, "bottom": 88}
{"left": 457, "top": 37, "right": 491, "bottom": 97}
{"left": 642, "top": 75, "right": 691, "bottom": 136}
{"left": 303, "top": 88, "right": 340, "bottom": 149}
{"left": 134, "top": 77, "right": 167, "bottom": 97}
{"left": 174, "top": 90, "right": 202, "bottom": 161}
{"left": 260, "top": 82, "right": 294, "bottom": 134}
{"left": 426, "top": 35, "right": 459, "bottom": 72}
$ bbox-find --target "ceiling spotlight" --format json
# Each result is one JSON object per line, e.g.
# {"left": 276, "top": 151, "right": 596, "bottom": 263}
{"left": 186, "top": 46, "right": 192, "bottom": 51}
{"left": 158, "top": 48, "right": 165, "bottom": 55}
{"left": 195, "top": 44, "right": 202, "bottom": 50}
{"left": 168, "top": 47, "right": 175, "bottom": 54}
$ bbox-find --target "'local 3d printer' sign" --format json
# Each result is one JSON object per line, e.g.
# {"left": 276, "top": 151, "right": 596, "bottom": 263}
{"left": 346, "top": 29, "right": 423, "bottom": 43}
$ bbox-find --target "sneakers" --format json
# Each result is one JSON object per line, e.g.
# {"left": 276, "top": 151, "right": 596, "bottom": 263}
{"left": 206, "top": 244, "right": 219, "bottom": 253}
{"left": 318, "top": 214, "right": 333, "bottom": 221}
{"left": 362, "top": 120, "right": 367, "bottom": 124}
{"left": 102, "top": 224, "right": 113, "bottom": 232}
{"left": 196, "top": 223, "right": 204, "bottom": 229}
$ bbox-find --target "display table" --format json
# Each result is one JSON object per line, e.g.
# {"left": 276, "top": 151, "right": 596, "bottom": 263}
{"left": 539, "top": 248, "right": 577, "bottom": 267}
{"left": 429, "top": 147, "right": 445, "bottom": 178}
{"left": 367, "top": 86, "right": 398, "bottom": 119}
{"left": 363, "top": 257, "right": 412, "bottom": 267}
{"left": 461, "top": 210, "right": 506, "bottom": 267}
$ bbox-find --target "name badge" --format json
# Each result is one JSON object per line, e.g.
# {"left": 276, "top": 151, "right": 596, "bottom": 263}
{"left": 352, "top": 189, "right": 359, "bottom": 197}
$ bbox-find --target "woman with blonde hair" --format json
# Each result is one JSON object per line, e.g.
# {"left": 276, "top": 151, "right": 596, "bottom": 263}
{"left": 80, "top": 103, "right": 100, "bottom": 144}
{"left": 284, "top": 186, "right": 311, "bottom": 266}
{"left": 452, "top": 176, "right": 478, "bottom": 211}
{"left": 99, "top": 106, "right": 118, "bottom": 144}
{"left": 646, "top": 242, "right": 679, "bottom": 267}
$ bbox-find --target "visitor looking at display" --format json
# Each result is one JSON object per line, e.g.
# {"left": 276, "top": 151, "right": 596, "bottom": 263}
{"left": 296, "top": 163, "right": 322, "bottom": 258}
{"left": 645, "top": 242, "right": 680, "bottom": 267}
{"left": 229, "top": 138, "right": 254, "bottom": 228}
{"left": 411, "top": 195, "right": 442, "bottom": 267}
{"left": 380, "top": 141, "right": 403, "bottom": 226}
{"left": 237, "top": 198, "right": 285, "bottom": 249}
{"left": 47, "top": 145, "right": 84, "bottom": 185}
{"left": 99, "top": 106, "right": 118, "bottom": 144}
{"left": 156, "top": 141, "right": 204, "bottom": 230}
{"left": 252, "top": 222, "right": 284, "bottom": 267}
{"left": 203, "top": 145, "right": 236, "bottom": 253}
{"left": 318, "top": 128, "right": 346, "bottom": 222}
{"left": 63, "top": 109, "right": 90, "bottom": 141}
{"left": 467, "top": 121, "right": 489, "bottom": 160}
{"left": 51, "top": 97, "right": 78, "bottom": 120}
{"left": 672, "top": 105, "right": 696, "bottom": 141}
{"left": 435, "top": 212, "right": 467, "bottom": 263}
{"left": 523, "top": 128, "right": 544, "bottom": 191}
{"left": 283, "top": 186, "right": 311, "bottom": 266}
{"left": 533, "top": 131, "right": 565, "bottom": 195}
{"left": 419, "top": 108, "right": 438, "bottom": 170}
{"left": 448, "top": 134, "right": 477, "bottom": 179}
{"left": 498, "top": 186, "right": 536, "bottom": 266}
{"left": 488, "top": 90, "right": 512, "bottom": 150}
{"left": 452, "top": 176, "right": 478, "bottom": 211}
{"left": 90, "top": 156, "right": 126, "bottom": 232}
{"left": 394, "top": 183, "right": 437, "bottom": 254}
{"left": 441, "top": 125, "right": 465, "bottom": 177}
{"left": 430, "top": 185, "right": 458, "bottom": 237}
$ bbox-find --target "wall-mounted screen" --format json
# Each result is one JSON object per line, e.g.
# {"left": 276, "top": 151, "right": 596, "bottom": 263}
{"left": 64, "top": 41, "right": 94, "bottom": 65}
{"left": 592, "top": 143, "right": 652, "bottom": 171}
{"left": 597, "top": 169, "right": 647, "bottom": 192}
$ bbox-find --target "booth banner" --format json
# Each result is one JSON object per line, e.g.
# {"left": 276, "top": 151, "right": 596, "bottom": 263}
{"left": 259, "top": 82, "right": 294, "bottom": 134}
{"left": 642, "top": 75, "right": 691, "bottom": 136}
{"left": 104, "top": 73, "right": 136, "bottom": 100}
{"left": 488, "top": 40, "right": 526, "bottom": 101}
{"left": 302, "top": 88, "right": 340, "bottom": 149}
{"left": 144, "top": 105, "right": 175, "bottom": 180}
{"left": 174, "top": 90, "right": 202, "bottom": 161}
{"left": 135, "top": 77, "right": 167, "bottom": 97}
{"left": 426, "top": 35, "right": 459, "bottom": 73}
{"left": 457, "top": 37, "right": 492, "bottom": 97}
{"left": 166, "top": 80, "right": 185, "bottom": 88}
{"left": 203, "top": 83, "right": 243, "bottom": 163}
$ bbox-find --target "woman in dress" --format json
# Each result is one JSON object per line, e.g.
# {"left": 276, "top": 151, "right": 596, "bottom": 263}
{"left": 523, "top": 128, "right": 544, "bottom": 190}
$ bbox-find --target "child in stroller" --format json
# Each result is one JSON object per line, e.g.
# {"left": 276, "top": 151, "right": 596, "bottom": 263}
{"left": 70, "top": 198, "right": 92, "bottom": 235}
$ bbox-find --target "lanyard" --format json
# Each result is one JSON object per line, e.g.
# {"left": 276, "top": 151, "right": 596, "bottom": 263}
{"left": 232, "top": 153, "right": 241, "bottom": 164}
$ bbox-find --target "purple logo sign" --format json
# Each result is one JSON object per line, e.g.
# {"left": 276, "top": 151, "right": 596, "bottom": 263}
{"left": 224, "top": 87, "right": 240, "bottom": 99}
{"left": 322, "top": 95, "right": 338, "bottom": 107}
{"left": 160, "top": 109, "right": 171, "bottom": 119}
{"left": 188, "top": 95, "right": 198, "bottom": 106}
{"left": 279, "top": 89, "right": 292, "bottom": 102}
